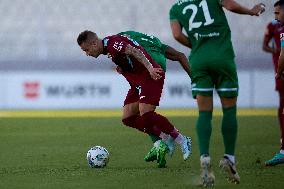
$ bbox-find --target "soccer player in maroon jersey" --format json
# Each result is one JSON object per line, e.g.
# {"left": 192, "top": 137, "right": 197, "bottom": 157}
{"left": 77, "top": 30, "right": 192, "bottom": 168}
{"left": 264, "top": 0, "right": 284, "bottom": 166}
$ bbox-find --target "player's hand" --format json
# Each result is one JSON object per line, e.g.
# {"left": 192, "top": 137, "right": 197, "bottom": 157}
{"left": 276, "top": 69, "right": 284, "bottom": 80}
{"left": 250, "top": 3, "right": 265, "bottom": 16}
{"left": 149, "top": 67, "right": 163, "bottom": 80}
{"left": 276, "top": 62, "right": 284, "bottom": 80}
{"left": 276, "top": 72, "right": 284, "bottom": 80}
{"left": 273, "top": 48, "right": 281, "bottom": 54}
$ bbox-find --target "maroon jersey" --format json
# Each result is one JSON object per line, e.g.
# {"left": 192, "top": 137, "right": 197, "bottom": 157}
{"left": 264, "top": 21, "right": 284, "bottom": 73}
{"left": 265, "top": 21, "right": 284, "bottom": 91}
{"left": 102, "top": 35, "right": 162, "bottom": 86}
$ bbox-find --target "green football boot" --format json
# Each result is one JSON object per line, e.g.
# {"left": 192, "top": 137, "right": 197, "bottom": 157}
{"left": 144, "top": 146, "right": 157, "bottom": 162}
{"left": 157, "top": 141, "right": 168, "bottom": 168}
{"left": 265, "top": 153, "right": 284, "bottom": 166}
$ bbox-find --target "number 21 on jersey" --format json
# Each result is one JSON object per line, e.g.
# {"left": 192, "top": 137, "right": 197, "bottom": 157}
{"left": 182, "top": 0, "right": 214, "bottom": 31}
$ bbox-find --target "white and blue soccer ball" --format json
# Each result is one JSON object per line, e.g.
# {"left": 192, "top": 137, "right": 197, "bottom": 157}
{"left": 86, "top": 146, "right": 110, "bottom": 168}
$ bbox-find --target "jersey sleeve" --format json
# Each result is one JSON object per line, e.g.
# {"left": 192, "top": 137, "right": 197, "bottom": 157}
{"left": 265, "top": 23, "right": 274, "bottom": 39}
{"left": 160, "top": 43, "right": 168, "bottom": 56}
{"left": 281, "top": 33, "right": 284, "bottom": 47}
{"left": 169, "top": 6, "right": 178, "bottom": 21}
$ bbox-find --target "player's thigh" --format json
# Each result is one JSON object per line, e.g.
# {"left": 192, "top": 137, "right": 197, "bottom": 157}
{"left": 276, "top": 79, "right": 284, "bottom": 98}
{"left": 196, "top": 95, "right": 213, "bottom": 111}
{"left": 220, "top": 97, "right": 237, "bottom": 108}
{"left": 122, "top": 102, "right": 140, "bottom": 119}
{"left": 212, "top": 59, "right": 239, "bottom": 98}
{"left": 122, "top": 86, "right": 140, "bottom": 119}
{"left": 139, "top": 103, "right": 156, "bottom": 115}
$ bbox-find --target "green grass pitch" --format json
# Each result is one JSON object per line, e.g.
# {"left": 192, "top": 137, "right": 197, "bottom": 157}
{"left": 0, "top": 109, "right": 283, "bottom": 189}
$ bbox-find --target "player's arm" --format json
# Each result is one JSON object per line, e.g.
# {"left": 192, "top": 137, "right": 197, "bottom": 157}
{"left": 165, "top": 46, "right": 191, "bottom": 77}
{"left": 263, "top": 32, "right": 278, "bottom": 54}
{"left": 277, "top": 47, "right": 284, "bottom": 79}
{"left": 221, "top": 0, "right": 265, "bottom": 16}
{"left": 263, "top": 24, "right": 277, "bottom": 54}
{"left": 170, "top": 21, "right": 192, "bottom": 48}
{"left": 277, "top": 33, "right": 284, "bottom": 79}
{"left": 124, "top": 44, "right": 163, "bottom": 80}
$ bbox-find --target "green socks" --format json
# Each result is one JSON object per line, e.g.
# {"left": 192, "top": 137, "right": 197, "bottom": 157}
{"left": 222, "top": 106, "right": 238, "bottom": 155}
{"left": 196, "top": 106, "right": 238, "bottom": 156}
{"left": 196, "top": 111, "right": 213, "bottom": 156}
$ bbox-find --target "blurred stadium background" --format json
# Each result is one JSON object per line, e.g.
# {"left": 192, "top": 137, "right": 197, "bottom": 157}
{"left": 0, "top": 0, "right": 278, "bottom": 109}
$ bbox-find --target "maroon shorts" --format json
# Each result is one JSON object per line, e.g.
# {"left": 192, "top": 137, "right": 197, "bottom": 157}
{"left": 276, "top": 78, "right": 284, "bottom": 92}
{"left": 124, "top": 74, "right": 165, "bottom": 106}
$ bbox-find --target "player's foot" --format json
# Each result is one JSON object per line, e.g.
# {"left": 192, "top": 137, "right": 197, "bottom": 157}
{"left": 144, "top": 146, "right": 157, "bottom": 162}
{"left": 157, "top": 141, "right": 168, "bottom": 168}
{"left": 181, "top": 136, "right": 192, "bottom": 160}
{"left": 199, "top": 155, "right": 215, "bottom": 187}
{"left": 265, "top": 153, "right": 284, "bottom": 166}
{"left": 164, "top": 136, "right": 175, "bottom": 157}
{"left": 219, "top": 156, "right": 240, "bottom": 184}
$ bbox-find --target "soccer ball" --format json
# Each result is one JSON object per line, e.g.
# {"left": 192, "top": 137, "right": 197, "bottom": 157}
{"left": 86, "top": 146, "right": 109, "bottom": 168}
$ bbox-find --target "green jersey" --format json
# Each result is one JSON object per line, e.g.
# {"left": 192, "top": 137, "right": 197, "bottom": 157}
{"left": 118, "top": 31, "right": 168, "bottom": 71}
{"left": 169, "top": 0, "right": 235, "bottom": 63}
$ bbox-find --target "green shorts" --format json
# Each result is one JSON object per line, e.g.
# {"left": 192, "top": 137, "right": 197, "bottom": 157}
{"left": 190, "top": 58, "right": 238, "bottom": 99}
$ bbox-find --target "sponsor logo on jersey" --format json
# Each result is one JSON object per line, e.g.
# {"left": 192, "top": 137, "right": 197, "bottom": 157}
{"left": 193, "top": 32, "right": 220, "bottom": 40}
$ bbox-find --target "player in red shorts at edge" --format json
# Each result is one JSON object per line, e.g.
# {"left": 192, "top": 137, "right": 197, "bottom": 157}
{"left": 77, "top": 30, "right": 192, "bottom": 168}
{"left": 264, "top": 0, "right": 284, "bottom": 166}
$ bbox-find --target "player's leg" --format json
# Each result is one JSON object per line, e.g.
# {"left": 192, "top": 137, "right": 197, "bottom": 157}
{"left": 220, "top": 97, "right": 238, "bottom": 159}
{"left": 265, "top": 85, "right": 284, "bottom": 166}
{"left": 121, "top": 102, "right": 161, "bottom": 163}
{"left": 216, "top": 59, "right": 240, "bottom": 184}
{"left": 141, "top": 73, "right": 192, "bottom": 160}
{"left": 196, "top": 95, "right": 213, "bottom": 156}
{"left": 121, "top": 86, "right": 159, "bottom": 139}
{"left": 191, "top": 62, "right": 215, "bottom": 187}
{"left": 219, "top": 97, "right": 240, "bottom": 184}
{"left": 279, "top": 89, "right": 284, "bottom": 152}
{"left": 280, "top": 89, "right": 284, "bottom": 156}
{"left": 195, "top": 95, "right": 215, "bottom": 187}
{"left": 142, "top": 50, "right": 177, "bottom": 157}
{"left": 139, "top": 97, "right": 192, "bottom": 160}
{"left": 121, "top": 87, "right": 163, "bottom": 163}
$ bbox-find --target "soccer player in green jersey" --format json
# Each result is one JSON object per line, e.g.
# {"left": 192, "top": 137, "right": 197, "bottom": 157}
{"left": 169, "top": 0, "right": 265, "bottom": 186}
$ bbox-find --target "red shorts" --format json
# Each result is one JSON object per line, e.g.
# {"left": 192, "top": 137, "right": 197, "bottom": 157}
{"left": 273, "top": 58, "right": 284, "bottom": 92}
{"left": 276, "top": 78, "right": 284, "bottom": 92}
{"left": 124, "top": 74, "right": 165, "bottom": 106}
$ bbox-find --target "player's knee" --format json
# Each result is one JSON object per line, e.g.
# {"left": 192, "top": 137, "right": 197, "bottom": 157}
{"left": 122, "top": 115, "right": 145, "bottom": 132}
{"left": 122, "top": 116, "right": 134, "bottom": 127}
